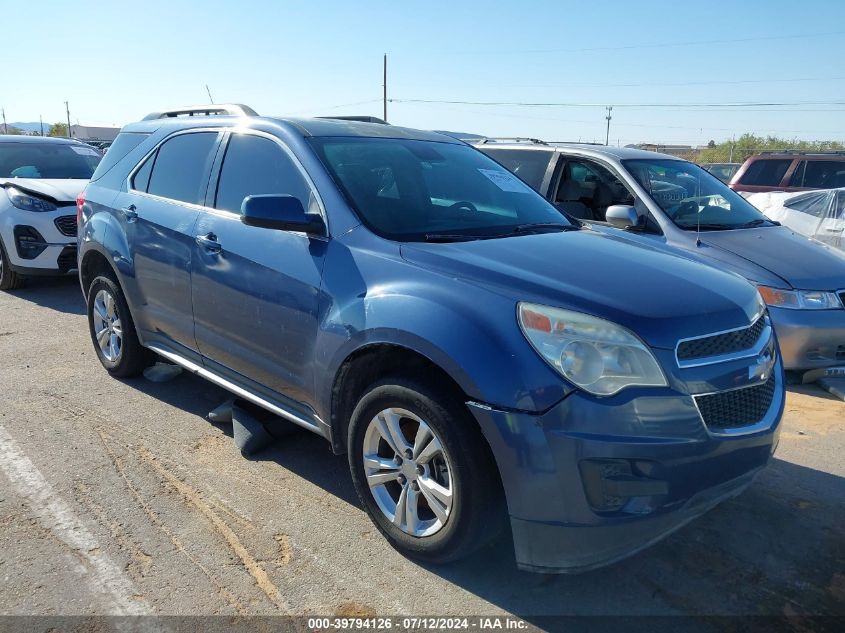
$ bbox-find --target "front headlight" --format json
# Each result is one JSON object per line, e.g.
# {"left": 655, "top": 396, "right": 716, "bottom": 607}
{"left": 518, "top": 303, "right": 667, "bottom": 396}
{"left": 758, "top": 286, "right": 841, "bottom": 310}
{"left": 5, "top": 186, "right": 57, "bottom": 212}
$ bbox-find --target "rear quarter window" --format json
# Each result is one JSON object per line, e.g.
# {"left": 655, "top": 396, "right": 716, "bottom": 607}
{"left": 739, "top": 159, "right": 792, "bottom": 186}
{"left": 89, "top": 132, "right": 150, "bottom": 181}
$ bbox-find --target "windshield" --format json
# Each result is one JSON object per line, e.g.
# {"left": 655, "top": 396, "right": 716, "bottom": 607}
{"left": 624, "top": 158, "right": 772, "bottom": 230}
{"left": 0, "top": 142, "right": 101, "bottom": 179}
{"left": 309, "top": 137, "right": 571, "bottom": 240}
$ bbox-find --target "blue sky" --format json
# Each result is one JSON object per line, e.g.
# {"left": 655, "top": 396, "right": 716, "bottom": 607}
{"left": 3, "top": 0, "right": 844, "bottom": 145}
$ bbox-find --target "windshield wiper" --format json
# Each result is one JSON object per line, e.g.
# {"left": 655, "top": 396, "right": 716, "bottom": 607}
{"left": 423, "top": 223, "right": 576, "bottom": 242}
{"left": 735, "top": 218, "right": 774, "bottom": 228}
{"left": 510, "top": 223, "right": 579, "bottom": 235}
{"left": 679, "top": 223, "right": 739, "bottom": 231}
{"left": 423, "top": 233, "right": 492, "bottom": 242}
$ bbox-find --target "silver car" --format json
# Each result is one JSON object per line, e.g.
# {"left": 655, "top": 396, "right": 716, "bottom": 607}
{"left": 475, "top": 140, "right": 845, "bottom": 371}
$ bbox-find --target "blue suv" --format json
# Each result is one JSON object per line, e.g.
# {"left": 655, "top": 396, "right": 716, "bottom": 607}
{"left": 78, "top": 105, "right": 784, "bottom": 573}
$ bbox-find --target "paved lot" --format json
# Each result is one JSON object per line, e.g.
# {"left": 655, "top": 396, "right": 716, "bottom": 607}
{"left": 0, "top": 277, "right": 843, "bottom": 625}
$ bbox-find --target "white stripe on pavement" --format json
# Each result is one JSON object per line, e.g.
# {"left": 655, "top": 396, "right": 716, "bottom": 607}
{"left": 0, "top": 424, "right": 151, "bottom": 615}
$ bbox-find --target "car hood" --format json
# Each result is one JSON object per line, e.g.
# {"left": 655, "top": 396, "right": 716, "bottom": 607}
{"left": 0, "top": 178, "right": 87, "bottom": 204}
{"left": 401, "top": 229, "right": 761, "bottom": 350}
{"left": 699, "top": 226, "right": 845, "bottom": 291}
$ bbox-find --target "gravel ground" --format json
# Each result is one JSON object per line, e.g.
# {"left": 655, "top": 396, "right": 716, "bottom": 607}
{"left": 0, "top": 277, "right": 843, "bottom": 627}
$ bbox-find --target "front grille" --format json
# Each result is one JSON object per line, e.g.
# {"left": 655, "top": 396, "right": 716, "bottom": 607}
{"left": 677, "top": 315, "right": 766, "bottom": 362}
{"left": 54, "top": 215, "right": 78, "bottom": 237}
{"left": 695, "top": 374, "right": 777, "bottom": 431}
{"left": 56, "top": 245, "right": 77, "bottom": 272}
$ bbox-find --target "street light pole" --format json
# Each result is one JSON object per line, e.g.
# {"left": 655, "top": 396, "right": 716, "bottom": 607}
{"left": 65, "top": 101, "right": 71, "bottom": 138}
{"left": 383, "top": 54, "right": 388, "bottom": 123}
{"left": 605, "top": 105, "right": 613, "bottom": 146}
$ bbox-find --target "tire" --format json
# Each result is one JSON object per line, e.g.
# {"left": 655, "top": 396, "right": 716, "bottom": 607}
{"left": 348, "top": 377, "right": 505, "bottom": 564}
{"left": 86, "top": 275, "right": 149, "bottom": 377}
{"left": 0, "top": 237, "right": 26, "bottom": 291}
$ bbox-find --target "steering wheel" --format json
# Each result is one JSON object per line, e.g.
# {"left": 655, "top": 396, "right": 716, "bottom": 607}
{"left": 673, "top": 200, "right": 699, "bottom": 222}
{"left": 450, "top": 201, "right": 478, "bottom": 214}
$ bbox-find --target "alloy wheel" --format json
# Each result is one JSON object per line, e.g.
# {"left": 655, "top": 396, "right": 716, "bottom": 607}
{"left": 93, "top": 289, "right": 123, "bottom": 362}
{"left": 362, "top": 407, "right": 454, "bottom": 537}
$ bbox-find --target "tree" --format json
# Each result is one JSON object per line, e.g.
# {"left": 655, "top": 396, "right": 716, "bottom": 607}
{"left": 48, "top": 122, "right": 68, "bottom": 137}
{"left": 696, "top": 134, "right": 845, "bottom": 164}
{"left": 1, "top": 126, "right": 23, "bottom": 135}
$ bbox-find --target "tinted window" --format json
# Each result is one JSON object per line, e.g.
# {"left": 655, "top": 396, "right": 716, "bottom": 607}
{"left": 480, "top": 148, "right": 552, "bottom": 190}
{"left": 0, "top": 141, "right": 101, "bottom": 178}
{"left": 131, "top": 154, "right": 154, "bottom": 192}
{"left": 147, "top": 132, "right": 218, "bottom": 204}
{"left": 215, "top": 134, "right": 313, "bottom": 213}
{"left": 310, "top": 137, "right": 570, "bottom": 240}
{"left": 738, "top": 159, "right": 791, "bottom": 186}
{"left": 790, "top": 160, "right": 845, "bottom": 189}
{"left": 90, "top": 132, "right": 149, "bottom": 181}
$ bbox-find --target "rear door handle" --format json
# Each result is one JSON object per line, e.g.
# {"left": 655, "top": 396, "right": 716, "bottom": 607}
{"left": 121, "top": 205, "right": 138, "bottom": 222}
{"left": 195, "top": 233, "right": 222, "bottom": 254}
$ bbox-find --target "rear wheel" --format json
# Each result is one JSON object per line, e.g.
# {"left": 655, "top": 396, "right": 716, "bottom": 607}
{"left": 348, "top": 377, "right": 505, "bottom": 564}
{"left": 86, "top": 275, "right": 148, "bottom": 377}
{"left": 0, "top": 237, "right": 26, "bottom": 291}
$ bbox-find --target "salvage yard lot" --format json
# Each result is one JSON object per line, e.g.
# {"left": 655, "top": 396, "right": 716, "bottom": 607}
{"left": 0, "top": 278, "right": 843, "bottom": 622}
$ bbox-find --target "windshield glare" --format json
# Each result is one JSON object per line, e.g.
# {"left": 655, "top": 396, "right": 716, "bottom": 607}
{"left": 623, "top": 158, "right": 770, "bottom": 229}
{"left": 0, "top": 142, "right": 101, "bottom": 179}
{"left": 310, "top": 137, "right": 570, "bottom": 240}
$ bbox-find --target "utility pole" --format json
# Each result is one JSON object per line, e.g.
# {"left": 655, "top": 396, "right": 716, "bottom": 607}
{"left": 39, "top": 115, "right": 44, "bottom": 136}
{"left": 605, "top": 105, "right": 613, "bottom": 146}
{"left": 1, "top": 108, "right": 6, "bottom": 134}
{"left": 64, "top": 101, "right": 71, "bottom": 138}
{"left": 383, "top": 54, "right": 388, "bottom": 123}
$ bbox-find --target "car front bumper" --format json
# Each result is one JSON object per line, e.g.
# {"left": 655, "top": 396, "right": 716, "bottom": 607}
{"left": 0, "top": 203, "right": 78, "bottom": 275}
{"left": 467, "top": 358, "right": 784, "bottom": 573}
{"left": 769, "top": 305, "right": 845, "bottom": 370}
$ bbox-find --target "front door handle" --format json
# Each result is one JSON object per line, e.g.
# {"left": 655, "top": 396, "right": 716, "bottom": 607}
{"left": 121, "top": 205, "right": 138, "bottom": 223}
{"left": 195, "top": 233, "right": 222, "bottom": 254}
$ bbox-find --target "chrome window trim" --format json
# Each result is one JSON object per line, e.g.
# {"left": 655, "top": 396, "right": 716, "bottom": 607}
{"left": 125, "top": 126, "right": 330, "bottom": 235}
{"left": 674, "top": 312, "right": 769, "bottom": 369}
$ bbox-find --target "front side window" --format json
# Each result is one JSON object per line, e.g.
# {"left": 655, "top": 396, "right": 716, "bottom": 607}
{"left": 624, "top": 158, "right": 773, "bottom": 230}
{"left": 309, "top": 137, "right": 570, "bottom": 240}
{"left": 215, "top": 134, "right": 315, "bottom": 213}
{"left": 146, "top": 132, "right": 219, "bottom": 204}
{"left": 555, "top": 158, "right": 635, "bottom": 221}
{"left": 738, "top": 159, "right": 791, "bottom": 186}
{"left": 0, "top": 141, "right": 101, "bottom": 179}
{"left": 480, "top": 148, "right": 553, "bottom": 190}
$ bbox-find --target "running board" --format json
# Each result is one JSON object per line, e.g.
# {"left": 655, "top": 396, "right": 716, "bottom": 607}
{"left": 146, "top": 344, "right": 324, "bottom": 436}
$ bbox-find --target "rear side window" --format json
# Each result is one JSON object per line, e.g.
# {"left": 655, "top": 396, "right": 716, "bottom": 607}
{"left": 788, "top": 160, "right": 845, "bottom": 189}
{"left": 739, "top": 159, "right": 791, "bottom": 186}
{"left": 214, "top": 134, "right": 313, "bottom": 213}
{"left": 478, "top": 148, "right": 552, "bottom": 190}
{"left": 147, "top": 132, "right": 219, "bottom": 204}
{"left": 90, "top": 132, "right": 149, "bottom": 181}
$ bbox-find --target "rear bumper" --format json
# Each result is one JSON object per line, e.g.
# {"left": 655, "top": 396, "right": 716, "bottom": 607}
{"left": 769, "top": 306, "right": 845, "bottom": 369}
{"left": 468, "top": 359, "right": 783, "bottom": 573}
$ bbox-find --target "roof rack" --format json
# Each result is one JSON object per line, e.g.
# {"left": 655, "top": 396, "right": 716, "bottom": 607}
{"left": 477, "top": 137, "right": 548, "bottom": 145}
{"left": 757, "top": 149, "right": 845, "bottom": 156}
{"left": 315, "top": 116, "right": 388, "bottom": 124}
{"left": 547, "top": 141, "right": 605, "bottom": 146}
{"left": 142, "top": 104, "right": 258, "bottom": 121}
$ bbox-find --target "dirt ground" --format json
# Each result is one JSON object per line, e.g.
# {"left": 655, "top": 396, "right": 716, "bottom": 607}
{"left": 0, "top": 277, "right": 843, "bottom": 628}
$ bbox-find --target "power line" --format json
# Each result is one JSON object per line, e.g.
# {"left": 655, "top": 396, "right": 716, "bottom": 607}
{"left": 467, "top": 75, "right": 845, "bottom": 90}
{"left": 390, "top": 98, "right": 845, "bottom": 109}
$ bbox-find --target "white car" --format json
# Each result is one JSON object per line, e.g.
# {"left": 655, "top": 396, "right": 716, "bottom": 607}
{"left": 748, "top": 188, "right": 845, "bottom": 252}
{"left": 0, "top": 136, "right": 101, "bottom": 290}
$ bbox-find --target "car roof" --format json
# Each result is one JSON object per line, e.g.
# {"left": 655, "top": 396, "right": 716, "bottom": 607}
{"left": 0, "top": 135, "right": 86, "bottom": 145}
{"left": 746, "top": 152, "right": 845, "bottom": 160}
{"left": 474, "top": 140, "right": 682, "bottom": 161}
{"left": 121, "top": 115, "right": 461, "bottom": 144}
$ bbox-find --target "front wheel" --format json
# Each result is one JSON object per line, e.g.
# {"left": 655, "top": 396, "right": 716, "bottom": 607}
{"left": 86, "top": 275, "right": 149, "bottom": 377}
{"left": 348, "top": 378, "right": 505, "bottom": 564}
{"left": 0, "top": 237, "right": 26, "bottom": 291}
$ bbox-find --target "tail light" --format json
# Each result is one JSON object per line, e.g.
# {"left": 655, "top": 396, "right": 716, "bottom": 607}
{"left": 76, "top": 191, "right": 85, "bottom": 225}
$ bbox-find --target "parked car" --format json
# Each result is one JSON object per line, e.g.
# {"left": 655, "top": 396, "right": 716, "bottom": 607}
{"left": 79, "top": 105, "right": 783, "bottom": 573}
{"left": 748, "top": 188, "right": 845, "bottom": 250}
{"left": 701, "top": 162, "right": 740, "bottom": 183}
{"left": 475, "top": 140, "right": 845, "bottom": 370}
{"left": 0, "top": 135, "right": 101, "bottom": 290}
{"left": 728, "top": 151, "right": 845, "bottom": 194}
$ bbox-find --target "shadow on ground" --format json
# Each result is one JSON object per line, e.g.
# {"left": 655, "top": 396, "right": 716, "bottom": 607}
{"left": 5, "top": 275, "right": 84, "bottom": 315}
{"left": 116, "top": 370, "right": 845, "bottom": 624}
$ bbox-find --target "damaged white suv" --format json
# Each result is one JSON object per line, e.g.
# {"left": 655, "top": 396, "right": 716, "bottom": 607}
{"left": 0, "top": 136, "right": 101, "bottom": 290}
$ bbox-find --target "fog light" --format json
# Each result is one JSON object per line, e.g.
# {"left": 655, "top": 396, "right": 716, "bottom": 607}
{"left": 13, "top": 226, "right": 48, "bottom": 260}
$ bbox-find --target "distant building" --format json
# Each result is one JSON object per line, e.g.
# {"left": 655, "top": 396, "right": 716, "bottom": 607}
{"left": 70, "top": 124, "right": 121, "bottom": 142}
{"left": 626, "top": 143, "right": 700, "bottom": 158}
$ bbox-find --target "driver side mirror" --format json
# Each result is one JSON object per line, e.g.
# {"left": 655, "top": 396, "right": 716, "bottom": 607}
{"left": 605, "top": 204, "right": 642, "bottom": 230}
{"left": 240, "top": 194, "right": 326, "bottom": 236}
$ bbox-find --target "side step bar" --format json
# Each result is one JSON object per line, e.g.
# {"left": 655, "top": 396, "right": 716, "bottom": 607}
{"left": 146, "top": 344, "right": 324, "bottom": 436}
